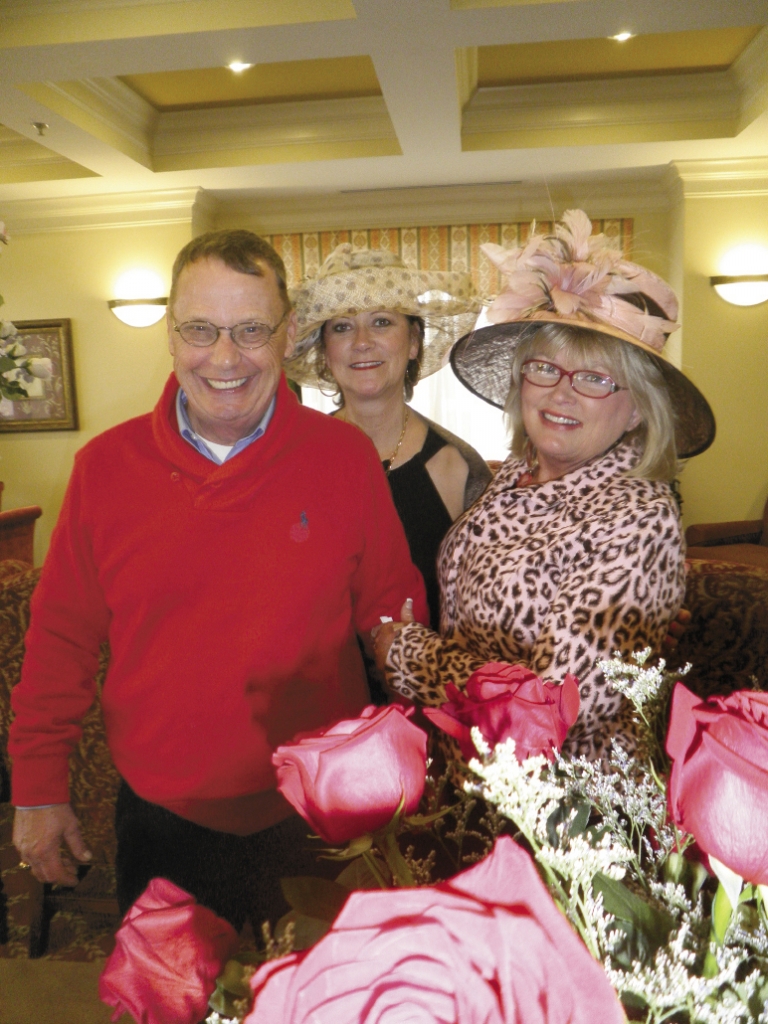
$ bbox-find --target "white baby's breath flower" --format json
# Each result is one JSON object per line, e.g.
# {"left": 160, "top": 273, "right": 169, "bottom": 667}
{"left": 467, "top": 733, "right": 565, "bottom": 842}
{"left": 538, "top": 833, "right": 631, "bottom": 888}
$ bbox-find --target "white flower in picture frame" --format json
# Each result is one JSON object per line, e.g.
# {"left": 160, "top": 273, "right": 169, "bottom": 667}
{"left": 27, "top": 356, "right": 53, "bottom": 380}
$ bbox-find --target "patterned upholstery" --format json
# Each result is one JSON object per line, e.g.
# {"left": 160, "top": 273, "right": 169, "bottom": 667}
{"left": 669, "top": 558, "right": 768, "bottom": 698}
{"left": 0, "top": 562, "right": 119, "bottom": 870}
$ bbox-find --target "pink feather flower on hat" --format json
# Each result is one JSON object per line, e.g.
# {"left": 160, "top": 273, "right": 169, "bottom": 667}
{"left": 481, "top": 209, "right": 680, "bottom": 354}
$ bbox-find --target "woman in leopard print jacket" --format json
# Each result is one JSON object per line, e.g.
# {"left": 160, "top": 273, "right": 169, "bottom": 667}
{"left": 375, "top": 211, "right": 715, "bottom": 761}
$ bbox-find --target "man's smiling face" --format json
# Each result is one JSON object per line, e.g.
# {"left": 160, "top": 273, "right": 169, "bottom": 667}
{"left": 168, "top": 257, "right": 296, "bottom": 445}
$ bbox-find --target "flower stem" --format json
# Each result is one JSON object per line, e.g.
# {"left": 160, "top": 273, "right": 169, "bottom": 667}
{"left": 362, "top": 851, "right": 391, "bottom": 890}
{"left": 375, "top": 828, "right": 416, "bottom": 888}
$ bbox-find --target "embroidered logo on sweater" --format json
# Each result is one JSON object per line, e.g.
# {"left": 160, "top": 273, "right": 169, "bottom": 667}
{"left": 289, "top": 510, "right": 310, "bottom": 543}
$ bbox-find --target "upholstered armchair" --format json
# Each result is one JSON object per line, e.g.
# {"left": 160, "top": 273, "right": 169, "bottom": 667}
{"left": 669, "top": 557, "right": 768, "bottom": 697}
{"left": 0, "top": 560, "right": 120, "bottom": 956}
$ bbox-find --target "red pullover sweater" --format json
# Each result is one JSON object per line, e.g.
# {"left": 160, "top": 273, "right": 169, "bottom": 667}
{"left": 10, "top": 375, "right": 427, "bottom": 834}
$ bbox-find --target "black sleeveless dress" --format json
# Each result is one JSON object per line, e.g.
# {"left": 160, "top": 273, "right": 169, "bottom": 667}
{"left": 385, "top": 427, "right": 453, "bottom": 631}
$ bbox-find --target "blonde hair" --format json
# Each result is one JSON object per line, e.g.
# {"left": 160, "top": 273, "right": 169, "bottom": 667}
{"left": 503, "top": 323, "right": 678, "bottom": 481}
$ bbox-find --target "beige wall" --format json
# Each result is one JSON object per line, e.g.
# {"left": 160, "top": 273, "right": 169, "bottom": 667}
{"left": 676, "top": 193, "right": 768, "bottom": 528}
{"left": 0, "top": 222, "right": 190, "bottom": 562}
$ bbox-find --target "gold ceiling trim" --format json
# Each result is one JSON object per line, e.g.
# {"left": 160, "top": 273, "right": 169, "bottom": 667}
{"left": 461, "top": 73, "right": 740, "bottom": 152}
{"left": 451, "top": 0, "right": 583, "bottom": 8}
{"left": 0, "top": 0, "right": 356, "bottom": 48}
{"left": 475, "top": 27, "right": 762, "bottom": 88}
{"left": 120, "top": 56, "right": 382, "bottom": 112}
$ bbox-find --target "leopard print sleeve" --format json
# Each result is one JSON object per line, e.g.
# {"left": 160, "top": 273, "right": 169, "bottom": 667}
{"left": 384, "top": 624, "right": 486, "bottom": 706}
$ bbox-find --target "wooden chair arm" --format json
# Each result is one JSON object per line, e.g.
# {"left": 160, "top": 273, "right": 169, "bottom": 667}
{"left": 0, "top": 506, "right": 43, "bottom": 565}
{"left": 685, "top": 519, "right": 763, "bottom": 547}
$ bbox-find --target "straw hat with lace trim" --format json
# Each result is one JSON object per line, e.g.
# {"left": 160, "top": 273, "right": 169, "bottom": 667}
{"left": 450, "top": 210, "right": 715, "bottom": 459}
{"left": 284, "top": 244, "right": 481, "bottom": 389}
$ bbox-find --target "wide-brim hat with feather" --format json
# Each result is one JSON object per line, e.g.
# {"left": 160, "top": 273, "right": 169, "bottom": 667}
{"left": 284, "top": 243, "right": 481, "bottom": 388}
{"left": 451, "top": 210, "right": 715, "bottom": 459}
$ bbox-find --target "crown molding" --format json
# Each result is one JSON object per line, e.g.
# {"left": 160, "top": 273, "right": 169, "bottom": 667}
{"left": 13, "top": 80, "right": 400, "bottom": 173}
{"left": 1, "top": 186, "right": 201, "bottom": 233}
{"left": 152, "top": 95, "right": 400, "bottom": 171}
{"left": 455, "top": 46, "right": 478, "bottom": 112}
{"left": 673, "top": 157, "right": 768, "bottom": 198}
{"left": 212, "top": 173, "right": 672, "bottom": 235}
{"left": 732, "top": 25, "right": 768, "bottom": 132}
{"left": 0, "top": 124, "right": 96, "bottom": 183}
{"left": 462, "top": 71, "right": 739, "bottom": 150}
{"left": 18, "top": 77, "right": 156, "bottom": 169}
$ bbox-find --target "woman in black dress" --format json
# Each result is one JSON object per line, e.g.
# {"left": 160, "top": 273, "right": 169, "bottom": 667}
{"left": 285, "top": 244, "right": 491, "bottom": 630}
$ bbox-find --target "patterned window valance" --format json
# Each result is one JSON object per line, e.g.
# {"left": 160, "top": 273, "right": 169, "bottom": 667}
{"left": 265, "top": 219, "right": 633, "bottom": 299}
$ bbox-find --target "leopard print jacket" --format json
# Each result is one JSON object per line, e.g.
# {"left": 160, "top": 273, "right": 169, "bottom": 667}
{"left": 385, "top": 440, "right": 685, "bottom": 761}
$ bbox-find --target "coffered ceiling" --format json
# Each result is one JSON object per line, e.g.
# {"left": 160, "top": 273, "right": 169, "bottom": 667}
{"left": 0, "top": 0, "right": 766, "bottom": 230}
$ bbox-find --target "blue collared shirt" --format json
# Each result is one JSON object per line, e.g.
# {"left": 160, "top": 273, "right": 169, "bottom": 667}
{"left": 175, "top": 388, "right": 276, "bottom": 463}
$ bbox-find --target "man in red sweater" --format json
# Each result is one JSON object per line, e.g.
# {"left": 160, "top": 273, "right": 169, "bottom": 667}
{"left": 10, "top": 230, "right": 427, "bottom": 927}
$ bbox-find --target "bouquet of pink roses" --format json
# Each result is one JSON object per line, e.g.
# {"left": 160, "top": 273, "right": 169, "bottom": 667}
{"left": 101, "top": 657, "right": 768, "bottom": 1024}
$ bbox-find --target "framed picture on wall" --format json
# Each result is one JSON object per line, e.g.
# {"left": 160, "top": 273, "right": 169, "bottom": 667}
{"left": 0, "top": 318, "right": 78, "bottom": 432}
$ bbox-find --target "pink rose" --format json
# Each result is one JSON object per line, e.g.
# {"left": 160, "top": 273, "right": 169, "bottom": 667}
{"left": 666, "top": 683, "right": 768, "bottom": 885}
{"left": 244, "top": 836, "right": 624, "bottom": 1024}
{"left": 272, "top": 704, "right": 427, "bottom": 844}
{"left": 99, "top": 878, "right": 238, "bottom": 1024}
{"left": 424, "top": 663, "right": 580, "bottom": 762}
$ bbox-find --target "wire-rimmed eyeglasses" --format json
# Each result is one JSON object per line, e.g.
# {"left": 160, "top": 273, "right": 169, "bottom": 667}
{"left": 174, "top": 310, "right": 289, "bottom": 350}
{"left": 521, "top": 360, "right": 627, "bottom": 400}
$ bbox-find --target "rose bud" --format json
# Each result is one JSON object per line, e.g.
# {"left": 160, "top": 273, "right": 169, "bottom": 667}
{"left": 424, "top": 663, "right": 580, "bottom": 763}
{"left": 99, "top": 878, "right": 238, "bottom": 1024}
{"left": 273, "top": 704, "right": 427, "bottom": 844}
{"left": 666, "top": 683, "right": 768, "bottom": 886}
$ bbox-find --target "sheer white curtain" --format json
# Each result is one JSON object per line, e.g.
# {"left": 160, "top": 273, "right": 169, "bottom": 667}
{"left": 299, "top": 363, "right": 509, "bottom": 462}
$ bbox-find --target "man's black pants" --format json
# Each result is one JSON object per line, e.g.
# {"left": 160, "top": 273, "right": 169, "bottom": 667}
{"left": 114, "top": 781, "right": 336, "bottom": 931}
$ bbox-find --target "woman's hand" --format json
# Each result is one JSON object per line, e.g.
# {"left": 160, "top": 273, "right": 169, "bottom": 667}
{"left": 663, "top": 606, "right": 692, "bottom": 650}
{"left": 371, "top": 598, "right": 414, "bottom": 671}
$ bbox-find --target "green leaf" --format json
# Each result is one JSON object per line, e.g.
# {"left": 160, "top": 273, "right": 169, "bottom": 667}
{"left": 275, "top": 909, "right": 331, "bottom": 951}
{"left": 664, "top": 851, "right": 685, "bottom": 885}
{"left": 335, "top": 855, "right": 388, "bottom": 891}
{"left": 567, "top": 801, "right": 591, "bottom": 838}
{"left": 216, "top": 959, "right": 253, "bottom": 998}
{"left": 403, "top": 804, "right": 458, "bottom": 828}
{"left": 280, "top": 875, "right": 350, "bottom": 922}
{"left": 712, "top": 882, "right": 733, "bottom": 944}
{"left": 691, "top": 861, "right": 710, "bottom": 899}
{"left": 593, "top": 872, "right": 675, "bottom": 964}
{"left": 0, "top": 356, "right": 16, "bottom": 372}
{"left": 738, "top": 883, "right": 755, "bottom": 905}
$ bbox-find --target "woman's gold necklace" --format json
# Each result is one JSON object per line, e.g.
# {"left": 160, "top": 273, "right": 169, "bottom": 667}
{"left": 384, "top": 408, "right": 409, "bottom": 475}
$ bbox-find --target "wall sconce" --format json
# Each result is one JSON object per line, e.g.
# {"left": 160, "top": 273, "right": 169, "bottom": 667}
{"left": 109, "top": 269, "right": 168, "bottom": 327}
{"left": 710, "top": 244, "right": 768, "bottom": 307}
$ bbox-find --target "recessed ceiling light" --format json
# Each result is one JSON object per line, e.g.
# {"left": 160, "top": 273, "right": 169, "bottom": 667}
{"left": 228, "top": 61, "right": 253, "bottom": 73}
{"left": 611, "top": 32, "right": 633, "bottom": 42}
